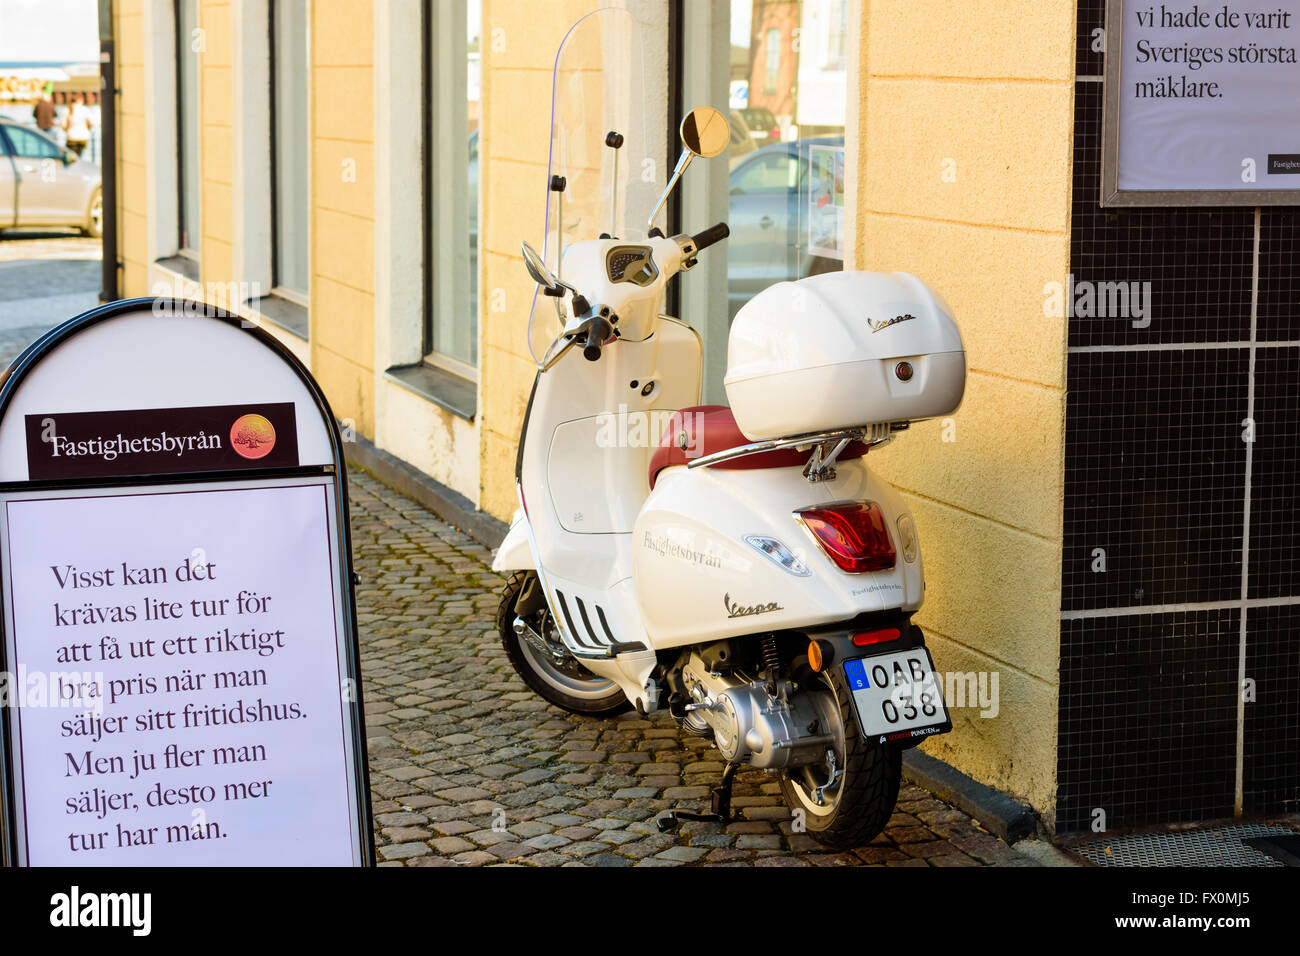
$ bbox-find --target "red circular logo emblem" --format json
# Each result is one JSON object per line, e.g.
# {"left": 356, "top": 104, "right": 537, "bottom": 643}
{"left": 230, "top": 414, "right": 276, "bottom": 460}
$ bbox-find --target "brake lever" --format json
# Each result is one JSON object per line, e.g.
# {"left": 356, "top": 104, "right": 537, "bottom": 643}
{"left": 539, "top": 334, "right": 578, "bottom": 372}
{"left": 540, "top": 304, "right": 608, "bottom": 371}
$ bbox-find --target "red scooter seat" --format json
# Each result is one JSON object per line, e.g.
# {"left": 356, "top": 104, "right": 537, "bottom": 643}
{"left": 648, "top": 405, "right": 868, "bottom": 489}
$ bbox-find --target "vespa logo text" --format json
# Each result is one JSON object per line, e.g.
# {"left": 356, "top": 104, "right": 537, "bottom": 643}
{"left": 867, "top": 313, "right": 916, "bottom": 333}
{"left": 724, "top": 593, "right": 783, "bottom": 618}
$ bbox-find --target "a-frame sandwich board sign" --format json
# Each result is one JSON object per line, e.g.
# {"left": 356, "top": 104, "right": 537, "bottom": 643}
{"left": 0, "top": 298, "right": 374, "bottom": 866}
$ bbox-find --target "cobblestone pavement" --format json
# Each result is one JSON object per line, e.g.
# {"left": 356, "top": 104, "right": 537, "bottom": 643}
{"left": 350, "top": 470, "right": 1037, "bottom": 868}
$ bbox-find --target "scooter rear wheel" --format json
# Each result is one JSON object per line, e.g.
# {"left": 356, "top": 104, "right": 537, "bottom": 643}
{"left": 497, "top": 572, "right": 630, "bottom": 717}
{"left": 779, "top": 670, "right": 901, "bottom": 850}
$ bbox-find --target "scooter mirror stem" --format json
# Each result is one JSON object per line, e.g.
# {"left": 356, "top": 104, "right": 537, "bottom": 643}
{"left": 646, "top": 150, "right": 693, "bottom": 235}
{"left": 606, "top": 130, "right": 623, "bottom": 238}
{"left": 550, "top": 175, "right": 567, "bottom": 286}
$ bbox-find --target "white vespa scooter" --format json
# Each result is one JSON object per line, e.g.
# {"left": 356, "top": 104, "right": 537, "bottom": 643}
{"left": 491, "top": 15, "right": 965, "bottom": 849}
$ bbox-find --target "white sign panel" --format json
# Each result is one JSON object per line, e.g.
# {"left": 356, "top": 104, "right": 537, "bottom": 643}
{"left": 1105, "top": 0, "right": 1300, "bottom": 203}
{"left": 0, "top": 477, "right": 361, "bottom": 866}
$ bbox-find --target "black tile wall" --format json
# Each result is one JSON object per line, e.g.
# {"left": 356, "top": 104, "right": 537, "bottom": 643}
{"left": 1058, "top": 4, "right": 1300, "bottom": 832}
{"left": 1069, "top": 83, "right": 1256, "bottom": 349}
{"left": 1243, "top": 604, "right": 1300, "bottom": 816}
{"left": 1058, "top": 611, "right": 1239, "bottom": 834}
{"left": 1076, "top": 0, "right": 1105, "bottom": 79}
{"left": 1248, "top": 348, "right": 1300, "bottom": 599}
{"left": 1062, "top": 348, "right": 1248, "bottom": 612}
{"left": 1257, "top": 208, "right": 1300, "bottom": 342}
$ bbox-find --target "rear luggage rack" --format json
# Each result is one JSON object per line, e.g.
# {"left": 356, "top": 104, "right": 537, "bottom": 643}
{"left": 687, "top": 423, "right": 895, "bottom": 482}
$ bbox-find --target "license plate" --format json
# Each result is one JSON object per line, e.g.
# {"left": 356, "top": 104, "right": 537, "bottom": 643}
{"left": 842, "top": 647, "right": 951, "bottom": 744}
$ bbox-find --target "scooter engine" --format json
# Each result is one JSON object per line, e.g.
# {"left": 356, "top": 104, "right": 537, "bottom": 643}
{"left": 678, "top": 651, "right": 836, "bottom": 770}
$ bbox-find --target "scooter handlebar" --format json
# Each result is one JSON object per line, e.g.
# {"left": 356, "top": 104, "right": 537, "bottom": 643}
{"left": 691, "top": 222, "right": 730, "bottom": 253}
{"left": 582, "top": 316, "right": 614, "bottom": 362}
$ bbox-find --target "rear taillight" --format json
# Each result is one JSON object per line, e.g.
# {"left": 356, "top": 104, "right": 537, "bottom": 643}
{"left": 796, "top": 501, "right": 896, "bottom": 573}
{"left": 852, "top": 627, "right": 901, "bottom": 647}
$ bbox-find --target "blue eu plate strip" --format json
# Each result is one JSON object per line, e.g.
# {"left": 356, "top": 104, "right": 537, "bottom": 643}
{"left": 843, "top": 658, "right": 869, "bottom": 691}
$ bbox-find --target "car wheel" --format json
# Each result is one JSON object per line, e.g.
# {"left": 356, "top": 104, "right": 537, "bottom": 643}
{"left": 82, "top": 188, "right": 103, "bottom": 239}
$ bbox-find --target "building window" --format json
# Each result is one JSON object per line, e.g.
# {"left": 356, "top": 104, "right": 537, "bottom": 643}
{"left": 677, "top": 0, "right": 850, "bottom": 401}
{"left": 271, "top": 0, "right": 310, "bottom": 301}
{"left": 725, "top": 0, "right": 847, "bottom": 318}
{"left": 826, "top": 0, "right": 848, "bottom": 69}
{"left": 763, "top": 28, "right": 781, "bottom": 95}
{"left": 176, "top": 0, "right": 201, "bottom": 257}
{"left": 424, "top": 0, "right": 481, "bottom": 377}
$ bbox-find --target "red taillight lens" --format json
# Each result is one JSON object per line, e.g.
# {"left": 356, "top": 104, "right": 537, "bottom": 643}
{"left": 852, "top": 627, "right": 901, "bottom": 647}
{"left": 798, "top": 502, "right": 896, "bottom": 573}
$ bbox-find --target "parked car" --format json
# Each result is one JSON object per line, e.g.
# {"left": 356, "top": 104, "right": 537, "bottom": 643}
{"left": 0, "top": 119, "right": 103, "bottom": 238}
{"left": 726, "top": 136, "right": 844, "bottom": 317}
{"left": 727, "top": 109, "right": 757, "bottom": 163}
{"left": 738, "top": 106, "right": 781, "bottom": 142}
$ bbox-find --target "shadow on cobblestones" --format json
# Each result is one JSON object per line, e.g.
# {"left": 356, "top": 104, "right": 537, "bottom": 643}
{"left": 350, "top": 470, "right": 1032, "bottom": 868}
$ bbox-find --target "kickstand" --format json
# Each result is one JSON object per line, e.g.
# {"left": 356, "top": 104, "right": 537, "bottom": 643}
{"left": 656, "top": 762, "right": 744, "bottom": 832}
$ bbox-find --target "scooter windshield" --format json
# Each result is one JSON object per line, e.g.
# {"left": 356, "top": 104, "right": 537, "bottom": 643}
{"left": 526, "top": 6, "right": 659, "bottom": 363}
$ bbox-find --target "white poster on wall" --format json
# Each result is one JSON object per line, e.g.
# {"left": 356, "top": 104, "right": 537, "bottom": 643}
{"left": 806, "top": 144, "right": 846, "bottom": 260}
{"left": 1, "top": 478, "right": 360, "bottom": 866}
{"left": 1109, "top": 0, "right": 1300, "bottom": 200}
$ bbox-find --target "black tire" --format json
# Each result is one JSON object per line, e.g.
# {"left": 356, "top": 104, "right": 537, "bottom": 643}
{"left": 497, "top": 571, "right": 629, "bottom": 717}
{"left": 82, "top": 187, "right": 103, "bottom": 239}
{"left": 779, "top": 670, "right": 901, "bottom": 850}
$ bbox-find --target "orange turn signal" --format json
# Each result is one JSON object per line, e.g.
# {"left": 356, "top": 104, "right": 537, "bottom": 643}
{"left": 807, "top": 640, "right": 824, "bottom": 672}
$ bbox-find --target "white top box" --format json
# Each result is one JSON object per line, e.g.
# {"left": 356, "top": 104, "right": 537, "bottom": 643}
{"left": 723, "top": 271, "right": 966, "bottom": 440}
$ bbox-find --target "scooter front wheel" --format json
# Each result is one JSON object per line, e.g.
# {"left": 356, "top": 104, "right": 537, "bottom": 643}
{"left": 779, "top": 670, "right": 901, "bottom": 850}
{"left": 497, "top": 572, "right": 630, "bottom": 717}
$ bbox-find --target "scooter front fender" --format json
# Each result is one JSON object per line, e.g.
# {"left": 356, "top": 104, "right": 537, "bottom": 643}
{"left": 491, "top": 508, "right": 535, "bottom": 573}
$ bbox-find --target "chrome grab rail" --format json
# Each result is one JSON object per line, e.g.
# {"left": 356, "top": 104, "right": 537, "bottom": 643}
{"left": 685, "top": 422, "right": 894, "bottom": 481}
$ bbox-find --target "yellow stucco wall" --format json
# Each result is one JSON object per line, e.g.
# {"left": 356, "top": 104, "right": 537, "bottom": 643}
{"left": 310, "top": 0, "right": 376, "bottom": 439}
{"left": 476, "top": 0, "right": 596, "bottom": 520}
{"left": 112, "top": 0, "right": 378, "bottom": 438}
{"left": 853, "top": 0, "right": 1075, "bottom": 819}
{"left": 115, "top": 0, "right": 148, "bottom": 296}
{"left": 197, "top": 1, "right": 232, "bottom": 289}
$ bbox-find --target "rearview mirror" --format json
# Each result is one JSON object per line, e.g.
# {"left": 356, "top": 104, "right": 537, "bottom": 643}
{"left": 521, "top": 241, "right": 560, "bottom": 293}
{"left": 647, "top": 105, "right": 730, "bottom": 232}
{"left": 679, "top": 106, "right": 728, "bottom": 159}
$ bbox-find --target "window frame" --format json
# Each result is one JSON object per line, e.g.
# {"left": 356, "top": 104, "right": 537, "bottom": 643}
{"left": 268, "top": 0, "right": 310, "bottom": 307}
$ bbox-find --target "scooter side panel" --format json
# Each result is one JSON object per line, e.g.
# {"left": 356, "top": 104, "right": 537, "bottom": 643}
{"left": 521, "top": 322, "right": 702, "bottom": 590}
{"left": 632, "top": 459, "right": 924, "bottom": 649}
